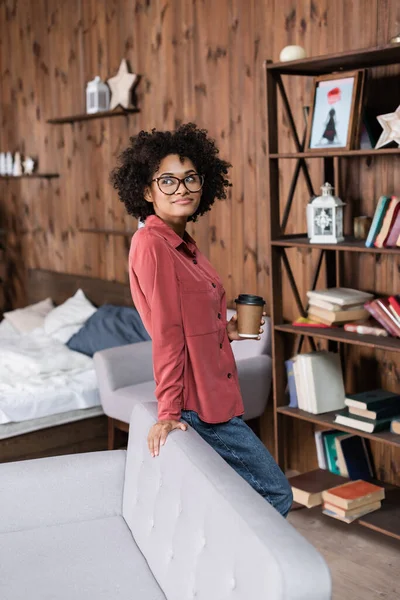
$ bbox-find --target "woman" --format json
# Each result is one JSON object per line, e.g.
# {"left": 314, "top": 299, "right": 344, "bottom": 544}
{"left": 110, "top": 123, "right": 293, "bottom": 518}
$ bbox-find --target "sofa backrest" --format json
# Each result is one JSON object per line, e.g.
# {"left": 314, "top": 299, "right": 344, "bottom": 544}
{"left": 122, "top": 403, "right": 331, "bottom": 600}
{"left": 227, "top": 308, "right": 272, "bottom": 360}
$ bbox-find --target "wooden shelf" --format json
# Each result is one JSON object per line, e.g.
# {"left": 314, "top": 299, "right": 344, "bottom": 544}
{"left": 266, "top": 44, "right": 400, "bottom": 75}
{"left": 275, "top": 323, "right": 400, "bottom": 352}
{"left": 358, "top": 488, "right": 400, "bottom": 541}
{"left": 47, "top": 108, "right": 139, "bottom": 125}
{"left": 0, "top": 174, "right": 59, "bottom": 179}
{"left": 277, "top": 406, "right": 400, "bottom": 448}
{"left": 78, "top": 228, "right": 135, "bottom": 237}
{"left": 271, "top": 235, "right": 400, "bottom": 254}
{"left": 269, "top": 148, "right": 400, "bottom": 159}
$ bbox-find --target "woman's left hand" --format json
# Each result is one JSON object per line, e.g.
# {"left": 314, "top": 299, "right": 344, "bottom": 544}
{"left": 226, "top": 312, "right": 266, "bottom": 342}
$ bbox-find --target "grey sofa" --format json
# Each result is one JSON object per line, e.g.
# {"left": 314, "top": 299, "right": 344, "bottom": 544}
{"left": 95, "top": 309, "right": 273, "bottom": 448}
{"left": 0, "top": 402, "right": 331, "bottom": 599}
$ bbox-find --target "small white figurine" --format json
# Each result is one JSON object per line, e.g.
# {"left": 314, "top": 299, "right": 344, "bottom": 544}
{"left": 23, "top": 156, "right": 35, "bottom": 175}
{"left": 0, "top": 153, "right": 6, "bottom": 176}
{"left": 279, "top": 45, "right": 307, "bottom": 62}
{"left": 5, "top": 152, "right": 13, "bottom": 175}
{"left": 13, "top": 152, "right": 23, "bottom": 176}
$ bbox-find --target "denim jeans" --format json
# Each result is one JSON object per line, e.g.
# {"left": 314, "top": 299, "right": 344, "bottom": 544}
{"left": 180, "top": 410, "right": 293, "bottom": 518}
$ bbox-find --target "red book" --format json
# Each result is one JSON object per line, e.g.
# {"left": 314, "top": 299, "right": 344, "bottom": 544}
{"left": 388, "top": 295, "right": 400, "bottom": 319}
{"left": 385, "top": 209, "right": 400, "bottom": 247}
{"left": 364, "top": 300, "right": 400, "bottom": 337}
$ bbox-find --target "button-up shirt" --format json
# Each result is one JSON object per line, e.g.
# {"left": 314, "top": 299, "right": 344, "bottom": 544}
{"left": 129, "top": 215, "right": 244, "bottom": 423}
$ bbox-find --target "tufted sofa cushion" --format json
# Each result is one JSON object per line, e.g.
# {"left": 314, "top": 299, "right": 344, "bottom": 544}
{"left": 122, "top": 403, "right": 331, "bottom": 600}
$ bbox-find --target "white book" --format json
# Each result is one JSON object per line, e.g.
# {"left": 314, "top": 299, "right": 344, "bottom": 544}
{"left": 308, "top": 298, "right": 365, "bottom": 312}
{"left": 295, "top": 352, "right": 346, "bottom": 414}
{"left": 306, "top": 287, "right": 374, "bottom": 307}
{"left": 314, "top": 430, "right": 327, "bottom": 469}
{"left": 292, "top": 357, "right": 306, "bottom": 411}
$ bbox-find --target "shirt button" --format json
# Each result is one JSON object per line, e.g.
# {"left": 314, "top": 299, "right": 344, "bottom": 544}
{"left": 217, "top": 313, "right": 221, "bottom": 319}
{"left": 220, "top": 343, "right": 223, "bottom": 349}
{"left": 211, "top": 283, "right": 216, "bottom": 288}
{"left": 227, "top": 373, "right": 232, "bottom": 379}
{"left": 193, "top": 259, "right": 198, "bottom": 264}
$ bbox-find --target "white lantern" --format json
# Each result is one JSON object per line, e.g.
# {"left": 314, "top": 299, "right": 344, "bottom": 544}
{"left": 86, "top": 76, "right": 110, "bottom": 114}
{"left": 307, "top": 182, "right": 345, "bottom": 244}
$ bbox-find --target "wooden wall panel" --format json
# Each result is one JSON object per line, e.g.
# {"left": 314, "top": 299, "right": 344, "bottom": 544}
{"left": 1, "top": 0, "right": 399, "bottom": 477}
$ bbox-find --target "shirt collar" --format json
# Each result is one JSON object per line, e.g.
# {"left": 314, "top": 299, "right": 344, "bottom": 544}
{"left": 144, "top": 215, "right": 197, "bottom": 253}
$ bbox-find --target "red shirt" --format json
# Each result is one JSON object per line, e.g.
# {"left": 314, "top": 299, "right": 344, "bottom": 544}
{"left": 129, "top": 215, "right": 244, "bottom": 423}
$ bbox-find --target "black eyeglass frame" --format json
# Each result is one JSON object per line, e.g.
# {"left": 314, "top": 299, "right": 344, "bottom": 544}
{"left": 150, "top": 173, "right": 205, "bottom": 195}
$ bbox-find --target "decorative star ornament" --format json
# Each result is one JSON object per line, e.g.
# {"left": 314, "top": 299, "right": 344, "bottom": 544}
{"left": 375, "top": 105, "right": 400, "bottom": 149}
{"left": 23, "top": 156, "right": 35, "bottom": 175}
{"left": 107, "top": 59, "right": 138, "bottom": 110}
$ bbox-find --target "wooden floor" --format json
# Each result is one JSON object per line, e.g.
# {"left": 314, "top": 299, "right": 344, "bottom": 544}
{"left": 288, "top": 507, "right": 400, "bottom": 600}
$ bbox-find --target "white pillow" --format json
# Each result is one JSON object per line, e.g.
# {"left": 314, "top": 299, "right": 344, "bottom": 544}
{"left": 3, "top": 298, "right": 54, "bottom": 333}
{"left": 0, "top": 318, "right": 20, "bottom": 339}
{"left": 44, "top": 289, "right": 97, "bottom": 343}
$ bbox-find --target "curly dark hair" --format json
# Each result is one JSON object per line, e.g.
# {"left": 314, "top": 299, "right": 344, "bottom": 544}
{"left": 110, "top": 122, "right": 231, "bottom": 222}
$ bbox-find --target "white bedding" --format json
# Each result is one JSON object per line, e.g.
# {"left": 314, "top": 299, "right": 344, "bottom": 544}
{"left": 0, "top": 323, "right": 100, "bottom": 424}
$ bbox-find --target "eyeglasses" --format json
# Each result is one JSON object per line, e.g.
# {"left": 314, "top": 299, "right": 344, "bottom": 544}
{"left": 151, "top": 173, "right": 204, "bottom": 195}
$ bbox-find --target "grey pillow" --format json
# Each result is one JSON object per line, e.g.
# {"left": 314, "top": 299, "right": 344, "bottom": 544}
{"left": 67, "top": 304, "right": 151, "bottom": 357}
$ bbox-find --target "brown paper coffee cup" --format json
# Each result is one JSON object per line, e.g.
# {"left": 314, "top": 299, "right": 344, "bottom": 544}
{"left": 234, "top": 294, "right": 265, "bottom": 338}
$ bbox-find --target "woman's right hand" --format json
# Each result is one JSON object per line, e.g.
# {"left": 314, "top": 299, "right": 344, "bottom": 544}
{"left": 147, "top": 420, "right": 188, "bottom": 457}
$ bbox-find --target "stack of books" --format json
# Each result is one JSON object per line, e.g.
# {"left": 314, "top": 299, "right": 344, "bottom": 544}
{"left": 285, "top": 351, "right": 346, "bottom": 414}
{"left": 306, "top": 287, "right": 373, "bottom": 326}
{"left": 314, "top": 431, "right": 374, "bottom": 480}
{"left": 364, "top": 295, "right": 400, "bottom": 338}
{"left": 289, "top": 469, "right": 349, "bottom": 508}
{"left": 322, "top": 480, "right": 385, "bottom": 523}
{"left": 335, "top": 389, "right": 400, "bottom": 433}
{"left": 365, "top": 195, "right": 400, "bottom": 248}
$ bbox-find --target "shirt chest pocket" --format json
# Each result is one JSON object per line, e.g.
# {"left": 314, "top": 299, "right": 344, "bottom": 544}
{"left": 180, "top": 285, "right": 220, "bottom": 337}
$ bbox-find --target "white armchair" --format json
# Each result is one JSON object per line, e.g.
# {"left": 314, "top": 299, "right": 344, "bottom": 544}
{"left": 94, "top": 309, "right": 272, "bottom": 449}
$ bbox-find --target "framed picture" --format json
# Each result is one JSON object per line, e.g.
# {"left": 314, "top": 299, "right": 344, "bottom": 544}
{"left": 306, "top": 70, "right": 364, "bottom": 152}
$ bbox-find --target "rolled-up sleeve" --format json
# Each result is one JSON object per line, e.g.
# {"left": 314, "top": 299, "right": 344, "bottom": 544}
{"left": 129, "top": 234, "right": 184, "bottom": 421}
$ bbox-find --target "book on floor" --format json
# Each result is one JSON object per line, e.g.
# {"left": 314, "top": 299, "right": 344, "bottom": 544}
{"left": 322, "top": 500, "right": 382, "bottom": 523}
{"left": 322, "top": 480, "right": 385, "bottom": 511}
{"left": 334, "top": 408, "right": 396, "bottom": 433}
{"left": 334, "top": 435, "right": 374, "bottom": 480}
{"left": 345, "top": 389, "right": 400, "bottom": 410}
{"left": 289, "top": 469, "right": 349, "bottom": 508}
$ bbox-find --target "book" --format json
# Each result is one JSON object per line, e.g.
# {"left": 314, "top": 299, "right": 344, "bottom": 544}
{"left": 308, "top": 305, "right": 369, "bottom": 325}
{"left": 364, "top": 299, "right": 400, "bottom": 337}
{"left": 365, "top": 195, "right": 391, "bottom": 247}
{"left": 323, "top": 501, "right": 381, "bottom": 523}
{"left": 289, "top": 469, "right": 349, "bottom": 508}
{"left": 388, "top": 295, "right": 400, "bottom": 319}
{"left": 345, "top": 389, "right": 400, "bottom": 410}
{"left": 349, "top": 401, "right": 400, "bottom": 421}
{"left": 285, "top": 358, "right": 298, "bottom": 408}
{"left": 335, "top": 435, "right": 374, "bottom": 481}
{"left": 306, "top": 287, "right": 374, "bottom": 307}
{"left": 374, "top": 196, "right": 400, "bottom": 248}
{"left": 323, "top": 500, "right": 381, "bottom": 519}
{"left": 385, "top": 208, "right": 400, "bottom": 247}
{"left": 314, "top": 430, "right": 327, "bottom": 470}
{"left": 343, "top": 321, "right": 388, "bottom": 337}
{"left": 292, "top": 316, "right": 332, "bottom": 328}
{"left": 321, "top": 480, "right": 385, "bottom": 510}
{"left": 375, "top": 298, "right": 400, "bottom": 336}
{"left": 391, "top": 419, "right": 400, "bottom": 434}
{"left": 334, "top": 408, "right": 396, "bottom": 433}
{"left": 322, "top": 431, "right": 347, "bottom": 475}
{"left": 294, "top": 352, "right": 346, "bottom": 414}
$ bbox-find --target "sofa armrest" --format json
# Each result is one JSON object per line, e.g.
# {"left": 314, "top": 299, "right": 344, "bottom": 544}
{"left": 0, "top": 450, "right": 126, "bottom": 534}
{"left": 237, "top": 354, "right": 272, "bottom": 420}
{"left": 94, "top": 340, "right": 154, "bottom": 393}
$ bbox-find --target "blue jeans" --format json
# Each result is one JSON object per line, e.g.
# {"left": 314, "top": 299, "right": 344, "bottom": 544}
{"left": 180, "top": 410, "right": 293, "bottom": 518}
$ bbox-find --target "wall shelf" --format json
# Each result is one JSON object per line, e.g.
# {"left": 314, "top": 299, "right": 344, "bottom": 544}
{"left": 271, "top": 235, "right": 400, "bottom": 254}
{"left": 78, "top": 228, "right": 135, "bottom": 237}
{"left": 47, "top": 108, "right": 139, "bottom": 125}
{"left": 0, "top": 174, "right": 59, "bottom": 179}
{"left": 270, "top": 148, "right": 400, "bottom": 159}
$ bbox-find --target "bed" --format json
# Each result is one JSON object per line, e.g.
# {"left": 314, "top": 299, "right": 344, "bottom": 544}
{"left": 0, "top": 268, "right": 134, "bottom": 463}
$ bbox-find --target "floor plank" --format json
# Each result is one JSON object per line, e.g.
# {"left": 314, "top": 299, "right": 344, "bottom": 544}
{"left": 288, "top": 507, "right": 400, "bottom": 600}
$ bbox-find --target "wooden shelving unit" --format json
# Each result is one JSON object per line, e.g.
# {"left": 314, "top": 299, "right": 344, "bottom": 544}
{"left": 78, "top": 228, "right": 135, "bottom": 236}
{"left": 0, "top": 174, "right": 59, "bottom": 179}
{"left": 47, "top": 108, "right": 139, "bottom": 125}
{"left": 265, "top": 44, "right": 400, "bottom": 540}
